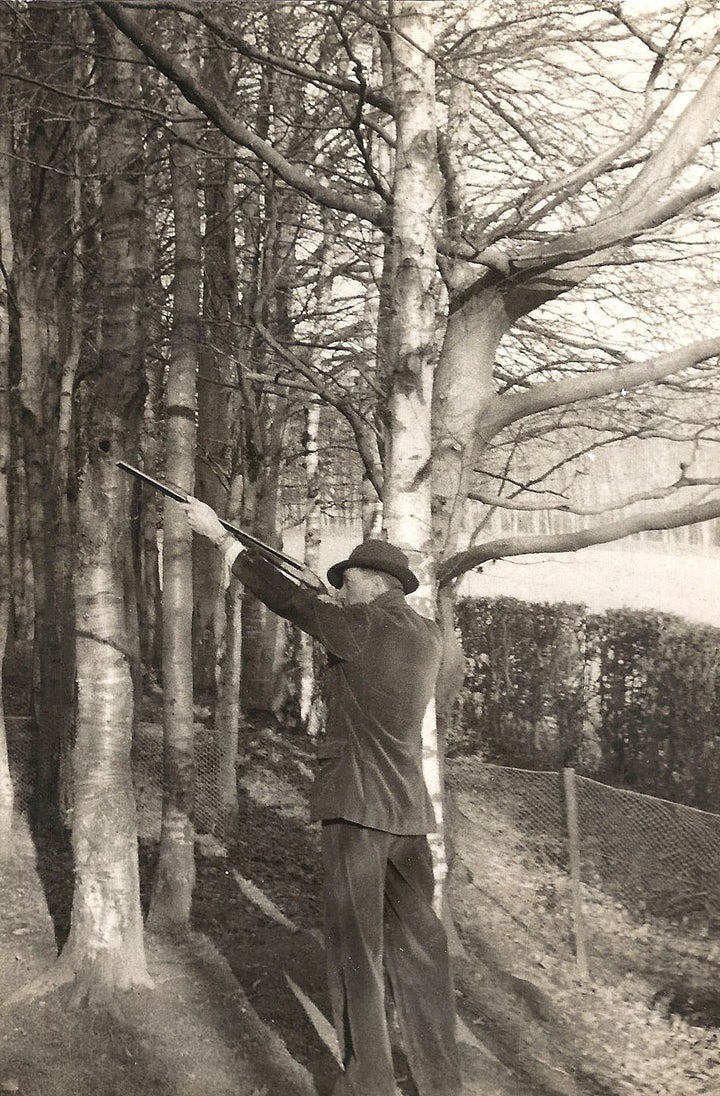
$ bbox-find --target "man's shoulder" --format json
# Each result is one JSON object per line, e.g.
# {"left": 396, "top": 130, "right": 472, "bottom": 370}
{"left": 372, "top": 591, "right": 442, "bottom": 633}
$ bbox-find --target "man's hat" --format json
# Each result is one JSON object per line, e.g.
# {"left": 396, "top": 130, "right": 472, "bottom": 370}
{"left": 327, "top": 538, "right": 419, "bottom": 595}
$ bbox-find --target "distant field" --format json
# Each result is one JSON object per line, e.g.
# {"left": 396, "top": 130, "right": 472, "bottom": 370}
{"left": 285, "top": 524, "right": 720, "bottom": 628}
{"left": 460, "top": 546, "right": 720, "bottom": 627}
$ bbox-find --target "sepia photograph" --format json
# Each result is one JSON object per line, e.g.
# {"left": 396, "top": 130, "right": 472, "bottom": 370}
{"left": 1, "top": 1, "right": 719, "bottom": 1093}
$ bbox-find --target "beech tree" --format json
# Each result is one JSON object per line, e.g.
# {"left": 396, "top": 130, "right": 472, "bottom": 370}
{"left": 380, "top": 0, "right": 447, "bottom": 894}
{"left": 147, "top": 89, "right": 201, "bottom": 931}
{"left": 0, "top": 98, "right": 12, "bottom": 843}
{"left": 195, "top": 125, "right": 245, "bottom": 828}
{"left": 95, "top": 0, "right": 720, "bottom": 577}
{"left": 430, "top": 5, "right": 720, "bottom": 559}
{"left": 94, "top": 0, "right": 720, "bottom": 883}
{"left": 58, "top": 12, "right": 151, "bottom": 997}
{"left": 3, "top": 5, "right": 86, "bottom": 822}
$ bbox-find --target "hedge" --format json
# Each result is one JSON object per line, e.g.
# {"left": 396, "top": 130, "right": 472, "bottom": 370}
{"left": 453, "top": 597, "right": 720, "bottom": 812}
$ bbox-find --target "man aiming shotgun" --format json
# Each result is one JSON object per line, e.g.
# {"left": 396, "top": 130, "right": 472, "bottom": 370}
{"left": 120, "top": 461, "right": 462, "bottom": 1096}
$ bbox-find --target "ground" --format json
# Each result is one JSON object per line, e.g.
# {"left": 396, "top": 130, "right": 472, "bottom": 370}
{"left": 1, "top": 716, "right": 719, "bottom": 1096}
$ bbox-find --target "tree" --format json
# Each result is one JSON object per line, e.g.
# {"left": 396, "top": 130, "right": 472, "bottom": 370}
{"left": 147, "top": 89, "right": 201, "bottom": 931}
{"left": 5, "top": 4, "right": 84, "bottom": 822}
{"left": 95, "top": 0, "right": 720, "bottom": 575}
{"left": 4, "top": 0, "right": 719, "bottom": 1007}
{"left": 195, "top": 121, "right": 245, "bottom": 830}
{"left": 0, "top": 96, "right": 13, "bottom": 844}
{"left": 430, "top": 3, "right": 720, "bottom": 571}
{"left": 93, "top": 0, "right": 720, "bottom": 905}
{"left": 381, "top": 0, "right": 447, "bottom": 901}
{"left": 58, "top": 11, "right": 150, "bottom": 998}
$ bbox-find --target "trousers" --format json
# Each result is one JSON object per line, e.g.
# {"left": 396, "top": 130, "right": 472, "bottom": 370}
{"left": 322, "top": 820, "right": 462, "bottom": 1096}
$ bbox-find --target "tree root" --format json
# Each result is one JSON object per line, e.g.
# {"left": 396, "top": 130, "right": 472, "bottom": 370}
{"left": 0, "top": 961, "right": 74, "bottom": 1009}
{"left": 1, "top": 956, "right": 154, "bottom": 1012}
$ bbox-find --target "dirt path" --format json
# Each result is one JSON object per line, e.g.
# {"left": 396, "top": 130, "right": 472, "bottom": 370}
{"left": 0, "top": 817, "right": 537, "bottom": 1096}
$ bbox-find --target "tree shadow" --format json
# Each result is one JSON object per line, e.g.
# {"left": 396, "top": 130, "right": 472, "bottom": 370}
{"left": 5, "top": 715, "right": 74, "bottom": 953}
{"left": 187, "top": 789, "right": 343, "bottom": 1096}
{"left": 26, "top": 801, "right": 74, "bottom": 951}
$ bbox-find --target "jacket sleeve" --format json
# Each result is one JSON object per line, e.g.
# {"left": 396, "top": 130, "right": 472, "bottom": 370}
{"left": 231, "top": 550, "right": 368, "bottom": 660}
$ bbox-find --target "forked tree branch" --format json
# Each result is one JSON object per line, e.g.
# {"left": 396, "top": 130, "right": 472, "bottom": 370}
{"left": 483, "top": 337, "right": 720, "bottom": 437}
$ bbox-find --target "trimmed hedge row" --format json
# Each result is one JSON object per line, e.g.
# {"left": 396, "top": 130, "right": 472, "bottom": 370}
{"left": 453, "top": 597, "right": 720, "bottom": 812}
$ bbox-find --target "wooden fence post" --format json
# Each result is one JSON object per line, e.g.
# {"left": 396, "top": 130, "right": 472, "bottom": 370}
{"left": 563, "top": 766, "right": 589, "bottom": 979}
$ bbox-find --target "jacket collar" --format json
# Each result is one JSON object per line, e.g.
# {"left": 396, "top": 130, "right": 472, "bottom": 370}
{"left": 370, "top": 588, "right": 407, "bottom": 607}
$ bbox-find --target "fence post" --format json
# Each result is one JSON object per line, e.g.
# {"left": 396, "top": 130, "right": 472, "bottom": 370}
{"left": 563, "top": 766, "right": 589, "bottom": 979}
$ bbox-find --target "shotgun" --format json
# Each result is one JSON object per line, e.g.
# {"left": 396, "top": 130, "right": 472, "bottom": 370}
{"left": 117, "top": 461, "right": 326, "bottom": 592}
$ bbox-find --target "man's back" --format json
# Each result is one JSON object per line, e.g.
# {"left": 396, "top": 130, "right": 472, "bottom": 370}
{"left": 233, "top": 554, "right": 440, "bottom": 834}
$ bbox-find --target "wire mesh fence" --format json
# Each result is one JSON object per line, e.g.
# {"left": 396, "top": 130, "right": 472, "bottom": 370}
{"left": 130, "top": 722, "right": 224, "bottom": 841}
{"left": 6, "top": 717, "right": 226, "bottom": 843}
{"left": 7, "top": 716, "right": 720, "bottom": 967}
{"left": 574, "top": 772, "right": 720, "bottom": 925}
{"left": 447, "top": 757, "right": 720, "bottom": 971}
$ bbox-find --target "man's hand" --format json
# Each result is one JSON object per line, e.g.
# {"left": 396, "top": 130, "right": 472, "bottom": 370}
{"left": 183, "top": 497, "right": 226, "bottom": 545}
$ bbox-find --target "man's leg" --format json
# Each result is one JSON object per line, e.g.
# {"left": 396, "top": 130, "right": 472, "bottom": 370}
{"left": 384, "top": 835, "right": 462, "bottom": 1096}
{"left": 322, "top": 820, "right": 399, "bottom": 1096}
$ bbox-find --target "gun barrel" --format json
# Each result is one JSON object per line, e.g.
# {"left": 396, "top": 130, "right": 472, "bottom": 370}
{"left": 117, "top": 461, "right": 189, "bottom": 505}
{"left": 116, "top": 461, "right": 307, "bottom": 574}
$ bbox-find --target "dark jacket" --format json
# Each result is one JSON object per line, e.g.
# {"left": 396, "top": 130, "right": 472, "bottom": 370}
{"left": 233, "top": 552, "right": 440, "bottom": 835}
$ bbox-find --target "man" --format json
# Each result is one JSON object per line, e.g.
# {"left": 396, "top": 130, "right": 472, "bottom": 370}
{"left": 184, "top": 497, "right": 462, "bottom": 1096}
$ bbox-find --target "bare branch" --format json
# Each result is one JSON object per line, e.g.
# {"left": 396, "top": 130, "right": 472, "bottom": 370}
{"left": 469, "top": 466, "right": 720, "bottom": 516}
{"left": 249, "top": 317, "right": 385, "bottom": 496}
{"left": 452, "top": 51, "right": 720, "bottom": 306}
{"left": 122, "top": 0, "right": 395, "bottom": 113}
{"left": 484, "top": 337, "right": 720, "bottom": 437}
{"left": 438, "top": 494, "right": 720, "bottom": 586}
{"left": 95, "top": 0, "right": 387, "bottom": 227}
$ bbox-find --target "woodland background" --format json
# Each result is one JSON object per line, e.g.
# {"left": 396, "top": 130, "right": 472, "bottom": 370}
{"left": 1, "top": 0, "right": 720, "bottom": 1039}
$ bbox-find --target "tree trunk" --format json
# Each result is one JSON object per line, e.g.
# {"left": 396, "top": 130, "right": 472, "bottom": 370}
{"left": 238, "top": 181, "right": 295, "bottom": 715}
{"left": 384, "top": 1, "right": 446, "bottom": 908}
{"left": 148, "top": 97, "right": 201, "bottom": 931}
{"left": 15, "top": 254, "right": 76, "bottom": 827}
{"left": 240, "top": 456, "right": 284, "bottom": 714}
{"left": 432, "top": 293, "right": 510, "bottom": 559}
{"left": 59, "top": 11, "right": 149, "bottom": 997}
{"left": 137, "top": 358, "right": 163, "bottom": 678}
{"left": 205, "top": 149, "right": 244, "bottom": 833}
{"left": 193, "top": 150, "right": 237, "bottom": 697}
{"left": 64, "top": 451, "right": 149, "bottom": 996}
{"left": 6, "top": 13, "right": 88, "bottom": 824}
{"left": 213, "top": 472, "right": 244, "bottom": 837}
{"left": 0, "top": 115, "right": 13, "bottom": 844}
{"left": 8, "top": 397, "right": 33, "bottom": 660}
{"left": 297, "top": 216, "right": 332, "bottom": 732}
{"left": 215, "top": 538, "right": 242, "bottom": 837}
{"left": 298, "top": 404, "right": 322, "bottom": 735}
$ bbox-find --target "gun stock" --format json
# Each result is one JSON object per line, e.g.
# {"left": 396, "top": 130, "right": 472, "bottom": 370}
{"left": 117, "top": 461, "right": 325, "bottom": 591}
